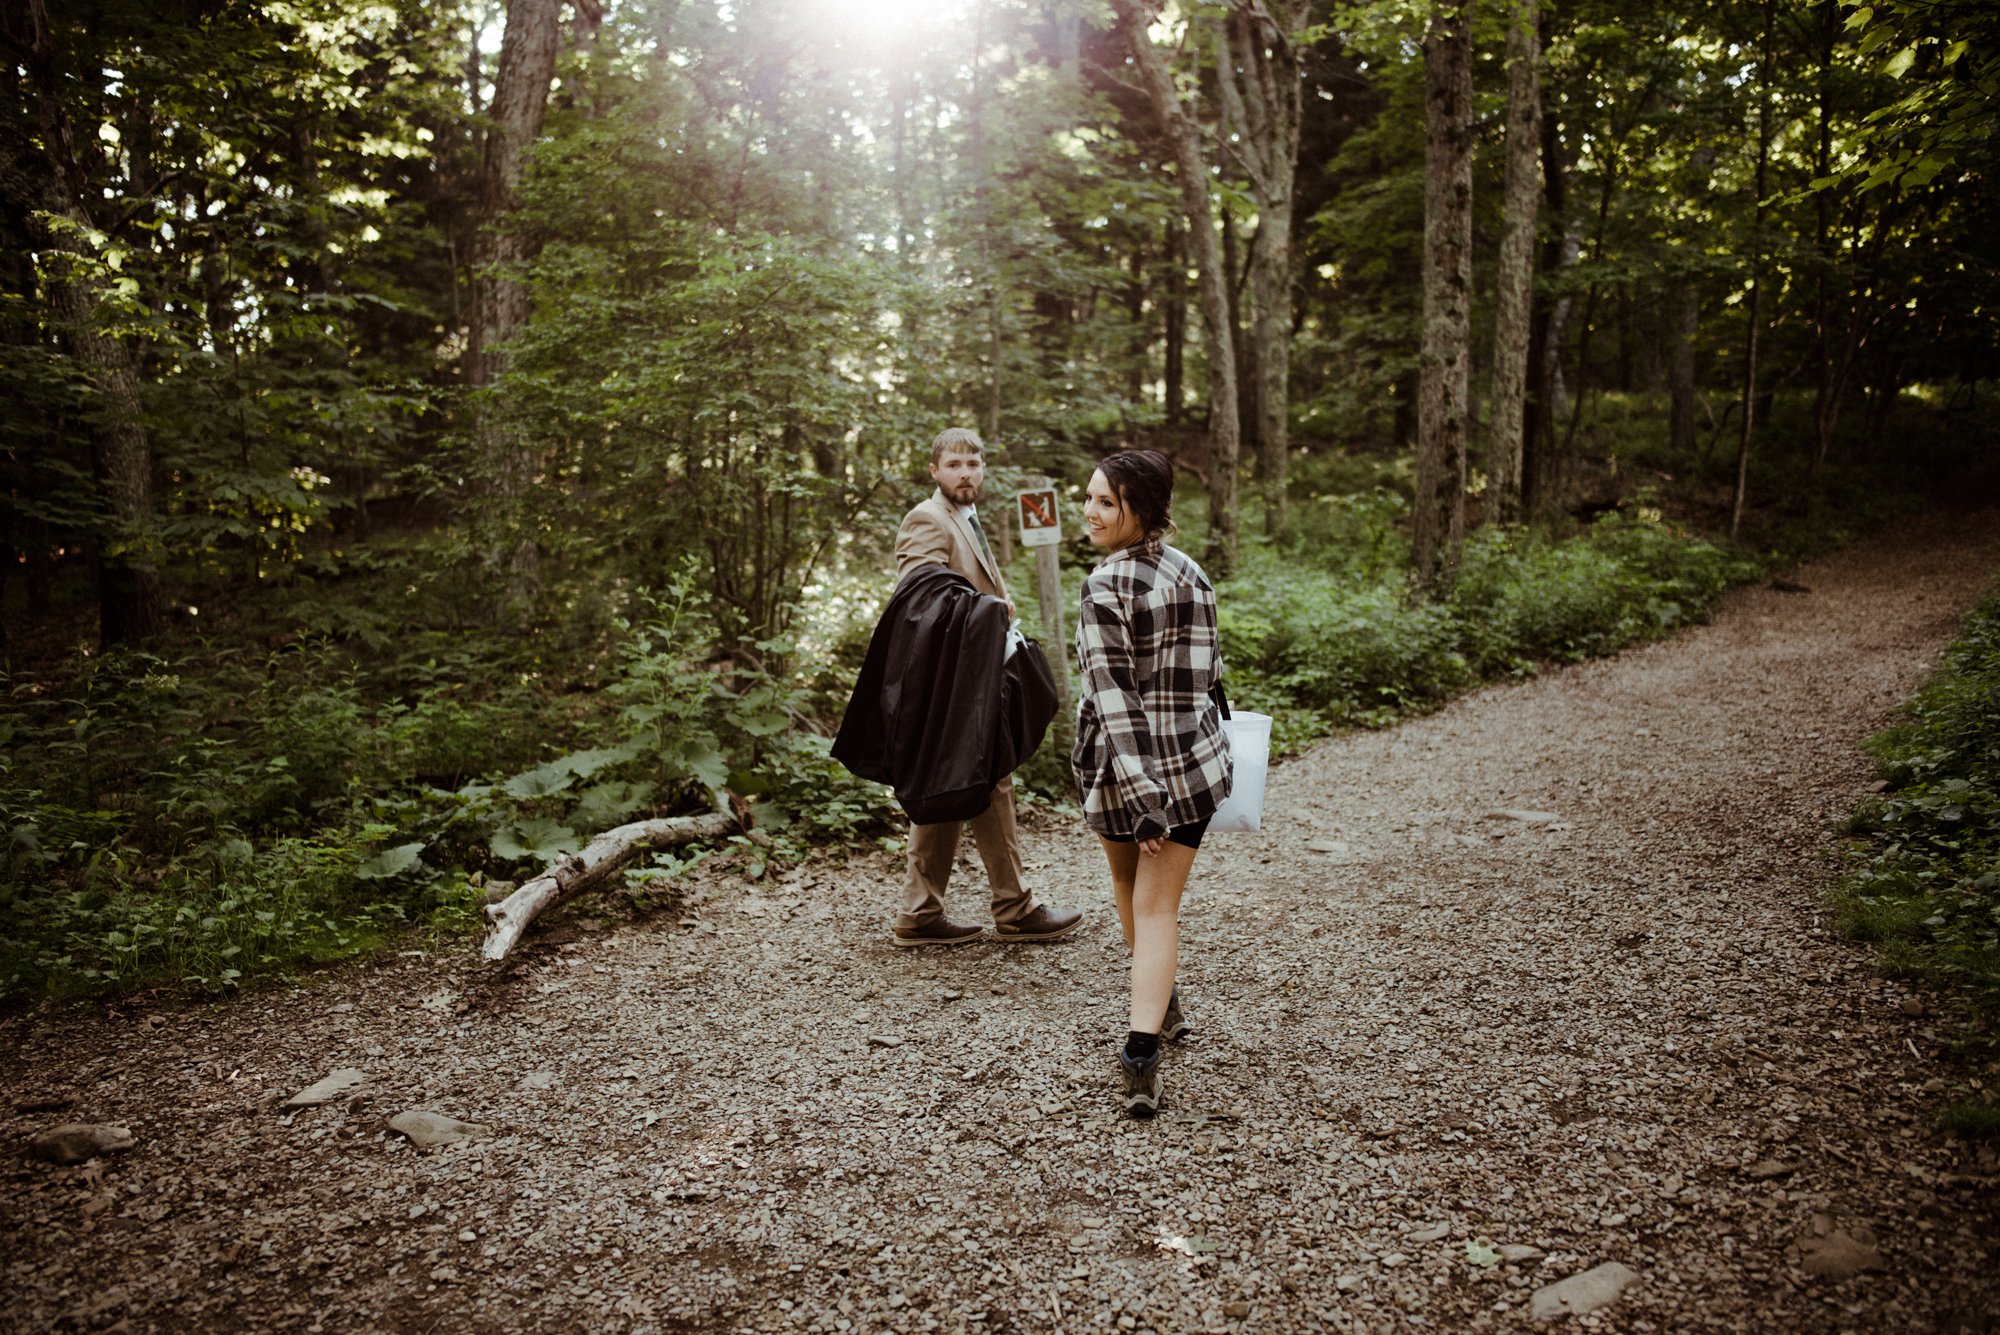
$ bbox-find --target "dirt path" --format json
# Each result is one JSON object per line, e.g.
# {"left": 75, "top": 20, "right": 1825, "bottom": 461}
{"left": 6, "top": 510, "right": 2000, "bottom": 1335}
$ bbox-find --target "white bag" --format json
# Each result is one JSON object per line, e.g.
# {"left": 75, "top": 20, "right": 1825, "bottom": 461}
{"left": 1207, "top": 710, "right": 1271, "bottom": 833}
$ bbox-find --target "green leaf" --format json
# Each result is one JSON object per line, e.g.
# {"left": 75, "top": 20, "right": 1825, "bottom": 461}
{"left": 683, "top": 744, "right": 731, "bottom": 792}
{"left": 734, "top": 712, "right": 789, "bottom": 738}
{"left": 504, "top": 743, "right": 644, "bottom": 798}
{"left": 573, "top": 779, "right": 654, "bottom": 827}
{"left": 1466, "top": 1238, "right": 1501, "bottom": 1268}
{"left": 491, "top": 818, "right": 580, "bottom": 861}
{"left": 1883, "top": 45, "right": 1917, "bottom": 78}
{"left": 503, "top": 760, "right": 579, "bottom": 800}
{"left": 356, "top": 841, "right": 426, "bottom": 880}
{"left": 560, "top": 743, "right": 644, "bottom": 777}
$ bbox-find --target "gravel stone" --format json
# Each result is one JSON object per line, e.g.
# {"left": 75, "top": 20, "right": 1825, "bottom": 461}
{"left": 0, "top": 511, "right": 1996, "bottom": 1331}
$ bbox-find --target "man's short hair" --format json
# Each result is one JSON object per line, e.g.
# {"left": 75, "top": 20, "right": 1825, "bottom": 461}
{"left": 930, "top": 427, "right": 985, "bottom": 467}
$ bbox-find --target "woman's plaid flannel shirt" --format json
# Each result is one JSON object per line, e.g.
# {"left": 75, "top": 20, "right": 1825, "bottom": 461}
{"left": 1071, "top": 539, "right": 1233, "bottom": 840}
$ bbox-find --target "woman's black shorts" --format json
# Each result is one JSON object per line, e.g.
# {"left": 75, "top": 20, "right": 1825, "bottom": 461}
{"left": 1101, "top": 813, "right": 1211, "bottom": 851}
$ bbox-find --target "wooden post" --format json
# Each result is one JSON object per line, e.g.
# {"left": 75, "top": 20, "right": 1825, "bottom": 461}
{"left": 1016, "top": 475, "right": 1070, "bottom": 705}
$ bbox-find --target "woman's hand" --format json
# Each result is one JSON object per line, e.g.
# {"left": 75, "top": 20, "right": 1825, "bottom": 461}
{"left": 1137, "top": 835, "right": 1165, "bottom": 857}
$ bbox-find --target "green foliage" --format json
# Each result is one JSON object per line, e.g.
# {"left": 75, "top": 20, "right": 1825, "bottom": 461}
{"left": 1832, "top": 0, "right": 2000, "bottom": 194}
{"left": 1014, "top": 711, "right": 1080, "bottom": 812}
{"left": 0, "top": 634, "right": 547, "bottom": 1003}
{"left": 1835, "top": 591, "right": 2000, "bottom": 1084}
{"left": 1222, "top": 557, "right": 1471, "bottom": 737}
{"left": 1214, "top": 505, "right": 1760, "bottom": 755}
{"left": 0, "top": 828, "right": 395, "bottom": 999}
{"left": 1451, "top": 514, "right": 1757, "bottom": 675}
{"left": 1935, "top": 1099, "right": 2000, "bottom": 1141}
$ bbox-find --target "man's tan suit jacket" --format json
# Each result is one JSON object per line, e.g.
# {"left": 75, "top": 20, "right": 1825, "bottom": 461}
{"left": 895, "top": 488, "right": 1010, "bottom": 603}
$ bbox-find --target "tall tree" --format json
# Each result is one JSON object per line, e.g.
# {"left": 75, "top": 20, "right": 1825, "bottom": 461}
{"left": 1413, "top": 0, "right": 1473, "bottom": 586}
{"left": 467, "top": 0, "right": 564, "bottom": 588}
{"left": 1214, "top": 0, "right": 1306, "bottom": 537}
{"left": 0, "top": 0, "right": 163, "bottom": 644}
{"left": 1485, "top": 0, "right": 1539, "bottom": 525}
{"left": 1112, "top": 0, "right": 1241, "bottom": 573}
{"left": 1730, "top": 0, "right": 1774, "bottom": 541}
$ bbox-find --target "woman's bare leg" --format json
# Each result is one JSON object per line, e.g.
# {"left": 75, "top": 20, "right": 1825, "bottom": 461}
{"left": 1122, "top": 841, "right": 1198, "bottom": 1034}
{"left": 1098, "top": 837, "right": 1140, "bottom": 952}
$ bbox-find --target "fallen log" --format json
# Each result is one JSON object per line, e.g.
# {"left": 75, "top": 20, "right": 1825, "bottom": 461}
{"left": 481, "top": 805, "right": 743, "bottom": 961}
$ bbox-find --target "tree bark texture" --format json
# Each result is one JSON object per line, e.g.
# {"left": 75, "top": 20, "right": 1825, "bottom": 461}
{"left": 1485, "top": 0, "right": 1539, "bottom": 526}
{"left": 1414, "top": 0, "right": 1474, "bottom": 588}
{"left": 1731, "top": 0, "right": 1774, "bottom": 541}
{"left": 1522, "top": 70, "right": 1570, "bottom": 519}
{"left": 4, "top": 0, "right": 164, "bottom": 643}
{"left": 1163, "top": 217, "right": 1186, "bottom": 425}
{"left": 483, "top": 808, "right": 741, "bottom": 961}
{"left": 1214, "top": 1, "right": 1305, "bottom": 538}
{"left": 1668, "top": 285, "right": 1700, "bottom": 457}
{"left": 1221, "top": 212, "right": 1258, "bottom": 458}
{"left": 1112, "top": 0, "right": 1240, "bottom": 575}
{"left": 468, "top": 0, "right": 562, "bottom": 588}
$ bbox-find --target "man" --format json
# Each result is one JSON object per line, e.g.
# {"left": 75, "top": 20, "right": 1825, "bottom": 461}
{"left": 890, "top": 427, "right": 1083, "bottom": 947}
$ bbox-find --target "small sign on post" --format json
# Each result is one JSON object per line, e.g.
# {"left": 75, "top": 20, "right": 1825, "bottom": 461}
{"left": 1016, "top": 485, "right": 1061, "bottom": 547}
{"left": 1016, "top": 477, "right": 1069, "bottom": 704}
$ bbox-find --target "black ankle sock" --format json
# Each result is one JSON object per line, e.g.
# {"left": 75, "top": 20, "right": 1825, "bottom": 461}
{"left": 1125, "top": 1030, "right": 1161, "bottom": 1061}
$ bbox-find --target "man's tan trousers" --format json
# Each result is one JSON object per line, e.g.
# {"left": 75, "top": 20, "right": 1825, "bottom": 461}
{"left": 898, "top": 775, "right": 1033, "bottom": 930}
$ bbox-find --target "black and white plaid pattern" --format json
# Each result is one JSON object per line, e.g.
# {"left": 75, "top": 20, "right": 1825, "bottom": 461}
{"left": 1072, "top": 539, "right": 1233, "bottom": 839}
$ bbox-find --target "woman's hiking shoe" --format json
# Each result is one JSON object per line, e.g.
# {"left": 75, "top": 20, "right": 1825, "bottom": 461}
{"left": 1162, "top": 986, "right": 1191, "bottom": 1043}
{"left": 1119, "top": 1049, "right": 1162, "bottom": 1118}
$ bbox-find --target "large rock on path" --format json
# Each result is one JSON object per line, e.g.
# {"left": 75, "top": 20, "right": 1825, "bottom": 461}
{"left": 1530, "top": 1262, "right": 1642, "bottom": 1321}
{"left": 284, "top": 1068, "right": 364, "bottom": 1107}
{"left": 28, "top": 1123, "right": 135, "bottom": 1165}
{"left": 387, "top": 1110, "right": 488, "bottom": 1149}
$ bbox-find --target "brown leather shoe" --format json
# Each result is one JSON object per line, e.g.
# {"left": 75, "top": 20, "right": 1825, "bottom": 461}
{"left": 992, "top": 903, "right": 1083, "bottom": 942}
{"left": 891, "top": 916, "right": 985, "bottom": 948}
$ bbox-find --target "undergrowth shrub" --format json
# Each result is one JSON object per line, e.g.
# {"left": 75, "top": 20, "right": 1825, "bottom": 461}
{"left": 1835, "top": 590, "right": 2000, "bottom": 1132}
{"left": 1222, "top": 560, "right": 1470, "bottom": 732}
{"left": 1450, "top": 515, "right": 1755, "bottom": 675}
{"left": 0, "top": 828, "right": 393, "bottom": 998}
{"left": 1215, "top": 509, "right": 1754, "bottom": 754}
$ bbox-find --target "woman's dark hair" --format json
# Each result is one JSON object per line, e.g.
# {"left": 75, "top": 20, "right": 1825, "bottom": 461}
{"left": 1096, "top": 449, "right": 1176, "bottom": 541}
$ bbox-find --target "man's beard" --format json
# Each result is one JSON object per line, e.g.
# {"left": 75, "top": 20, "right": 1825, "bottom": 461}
{"left": 947, "top": 481, "right": 981, "bottom": 503}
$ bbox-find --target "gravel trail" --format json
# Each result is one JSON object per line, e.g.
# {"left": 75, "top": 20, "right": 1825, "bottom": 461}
{"left": 5, "top": 509, "right": 2000, "bottom": 1335}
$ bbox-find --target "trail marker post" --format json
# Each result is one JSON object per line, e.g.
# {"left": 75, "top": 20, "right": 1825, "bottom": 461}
{"left": 1016, "top": 476, "right": 1068, "bottom": 705}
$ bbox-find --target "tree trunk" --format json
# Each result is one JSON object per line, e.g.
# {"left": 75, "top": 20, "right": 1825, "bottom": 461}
{"left": 1730, "top": 0, "right": 1775, "bottom": 541}
{"left": 1522, "top": 55, "right": 1571, "bottom": 520}
{"left": 467, "top": 0, "right": 563, "bottom": 594}
{"left": 1806, "top": 0, "right": 1844, "bottom": 494}
{"left": 1112, "top": 0, "right": 1240, "bottom": 575}
{"left": 970, "top": 0, "right": 1004, "bottom": 446}
{"left": 1125, "top": 244, "right": 1147, "bottom": 406}
{"left": 1056, "top": 0, "right": 1082, "bottom": 83}
{"left": 1222, "top": 212, "right": 1260, "bottom": 463}
{"left": 4, "top": 0, "right": 164, "bottom": 644}
{"left": 570, "top": 0, "right": 606, "bottom": 48}
{"left": 1214, "top": 1, "right": 1305, "bottom": 538}
{"left": 1668, "top": 285, "right": 1699, "bottom": 457}
{"left": 1485, "top": 0, "right": 1540, "bottom": 525}
{"left": 1163, "top": 217, "right": 1186, "bottom": 426}
{"left": 1414, "top": 0, "right": 1474, "bottom": 588}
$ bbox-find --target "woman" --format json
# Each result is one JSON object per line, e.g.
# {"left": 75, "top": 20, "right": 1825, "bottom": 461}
{"left": 1072, "top": 449, "right": 1232, "bottom": 1118}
